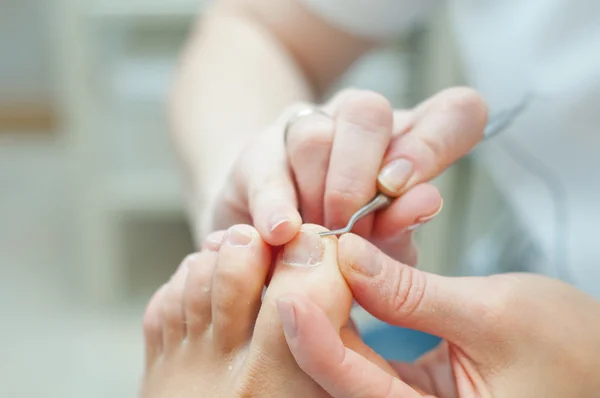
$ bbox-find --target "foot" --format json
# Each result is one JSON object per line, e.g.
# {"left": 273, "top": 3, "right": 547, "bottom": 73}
{"left": 140, "top": 224, "right": 392, "bottom": 397}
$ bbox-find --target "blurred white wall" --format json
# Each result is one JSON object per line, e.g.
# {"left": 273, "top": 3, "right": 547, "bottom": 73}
{"left": 0, "top": 0, "right": 54, "bottom": 102}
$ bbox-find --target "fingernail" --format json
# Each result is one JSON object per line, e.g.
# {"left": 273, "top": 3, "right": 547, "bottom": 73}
{"left": 406, "top": 223, "right": 422, "bottom": 232}
{"left": 405, "top": 200, "right": 444, "bottom": 232}
{"left": 377, "top": 158, "right": 414, "bottom": 194}
{"left": 276, "top": 297, "right": 297, "bottom": 339}
{"left": 269, "top": 214, "right": 291, "bottom": 233}
{"left": 418, "top": 199, "right": 444, "bottom": 223}
{"left": 226, "top": 225, "right": 255, "bottom": 247}
{"left": 281, "top": 229, "right": 324, "bottom": 267}
{"left": 183, "top": 253, "right": 200, "bottom": 267}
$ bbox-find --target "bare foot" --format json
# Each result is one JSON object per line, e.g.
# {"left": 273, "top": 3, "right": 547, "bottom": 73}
{"left": 140, "top": 224, "right": 392, "bottom": 397}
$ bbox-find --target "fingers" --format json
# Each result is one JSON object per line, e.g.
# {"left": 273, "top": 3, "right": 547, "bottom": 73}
{"left": 390, "top": 342, "right": 457, "bottom": 398}
{"left": 377, "top": 87, "right": 487, "bottom": 196}
{"left": 371, "top": 183, "right": 442, "bottom": 263}
{"left": 286, "top": 112, "right": 334, "bottom": 224}
{"left": 285, "top": 89, "right": 396, "bottom": 236}
{"left": 337, "top": 233, "right": 491, "bottom": 346}
{"left": 242, "top": 135, "right": 303, "bottom": 245}
{"left": 276, "top": 293, "right": 423, "bottom": 398}
{"left": 373, "top": 183, "right": 442, "bottom": 237}
{"left": 324, "top": 91, "right": 394, "bottom": 234}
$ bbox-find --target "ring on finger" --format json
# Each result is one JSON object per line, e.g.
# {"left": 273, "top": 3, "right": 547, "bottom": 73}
{"left": 283, "top": 106, "right": 330, "bottom": 145}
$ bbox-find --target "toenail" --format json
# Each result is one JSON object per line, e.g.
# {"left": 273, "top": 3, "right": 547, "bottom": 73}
{"left": 281, "top": 229, "right": 324, "bottom": 267}
{"left": 203, "top": 232, "right": 225, "bottom": 252}
{"left": 226, "top": 225, "right": 255, "bottom": 247}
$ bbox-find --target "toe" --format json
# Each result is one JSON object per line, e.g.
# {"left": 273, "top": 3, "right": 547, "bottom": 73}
{"left": 201, "top": 230, "right": 226, "bottom": 252}
{"left": 241, "top": 225, "right": 353, "bottom": 393}
{"left": 161, "top": 255, "right": 192, "bottom": 351}
{"left": 212, "top": 224, "right": 271, "bottom": 352}
{"left": 183, "top": 249, "right": 219, "bottom": 338}
{"left": 268, "top": 224, "right": 352, "bottom": 326}
{"left": 143, "top": 284, "right": 167, "bottom": 369}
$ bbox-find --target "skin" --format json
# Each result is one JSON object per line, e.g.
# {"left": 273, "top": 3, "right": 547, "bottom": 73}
{"left": 278, "top": 234, "right": 600, "bottom": 397}
{"left": 169, "top": 0, "right": 487, "bottom": 261}
{"left": 141, "top": 225, "right": 424, "bottom": 398}
{"left": 166, "top": 0, "right": 600, "bottom": 395}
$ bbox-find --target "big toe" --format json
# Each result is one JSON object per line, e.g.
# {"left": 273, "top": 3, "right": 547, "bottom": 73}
{"left": 267, "top": 224, "right": 352, "bottom": 328}
{"left": 241, "top": 225, "right": 352, "bottom": 394}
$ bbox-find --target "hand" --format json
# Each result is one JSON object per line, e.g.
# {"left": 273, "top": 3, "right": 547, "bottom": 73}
{"left": 205, "top": 88, "right": 487, "bottom": 262}
{"left": 278, "top": 234, "right": 600, "bottom": 397}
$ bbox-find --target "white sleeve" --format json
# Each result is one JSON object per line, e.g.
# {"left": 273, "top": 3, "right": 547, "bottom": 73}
{"left": 299, "top": 0, "right": 439, "bottom": 40}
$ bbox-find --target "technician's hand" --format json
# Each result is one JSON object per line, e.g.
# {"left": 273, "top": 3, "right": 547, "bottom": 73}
{"left": 207, "top": 88, "right": 487, "bottom": 261}
{"left": 278, "top": 234, "right": 600, "bottom": 397}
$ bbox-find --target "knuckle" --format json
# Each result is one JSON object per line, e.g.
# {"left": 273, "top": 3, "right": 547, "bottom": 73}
{"left": 339, "top": 91, "right": 393, "bottom": 137}
{"left": 439, "top": 87, "right": 489, "bottom": 126}
{"left": 287, "top": 117, "right": 334, "bottom": 158}
{"left": 417, "top": 134, "right": 447, "bottom": 174}
{"left": 248, "top": 172, "right": 292, "bottom": 207}
{"left": 325, "top": 184, "right": 370, "bottom": 210}
{"left": 328, "top": 87, "right": 362, "bottom": 106}
{"left": 388, "top": 265, "right": 427, "bottom": 319}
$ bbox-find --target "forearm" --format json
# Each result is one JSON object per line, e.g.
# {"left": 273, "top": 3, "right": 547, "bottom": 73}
{"left": 169, "top": 6, "right": 314, "bottom": 236}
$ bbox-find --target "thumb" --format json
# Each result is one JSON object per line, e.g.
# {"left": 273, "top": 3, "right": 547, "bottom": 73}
{"left": 338, "top": 233, "right": 492, "bottom": 346}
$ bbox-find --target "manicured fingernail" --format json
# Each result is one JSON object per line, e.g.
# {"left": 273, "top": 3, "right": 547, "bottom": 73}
{"left": 418, "top": 199, "right": 444, "bottom": 223}
{"left": 406, "top": 199, "right": 444, "bottom": 232}
{"left": 269, "top": 214, "right": 291, "bottom": 233}
{"left": 377, "top": 158, "right": 414, "bottom": 194}
{"left": 276, "top": 297, "right": 297, "bottom": 339}
{"left": 226, "top": 225, "right": 255, "bottom": 247}
{"left": 282, "top": 229, "right": 324, "bottom": 267}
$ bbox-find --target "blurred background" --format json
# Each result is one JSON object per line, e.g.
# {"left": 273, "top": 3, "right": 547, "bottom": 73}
{"left": 0, "top": 0, "right": 503, "bottom": 396}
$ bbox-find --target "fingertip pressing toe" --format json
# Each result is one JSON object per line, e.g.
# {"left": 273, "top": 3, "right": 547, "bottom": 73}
{"left": 264, "top": 211, "right": 303, "bottom": 246}
{"left": 337, "top": 233, "right": 382, "bottom": 278}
